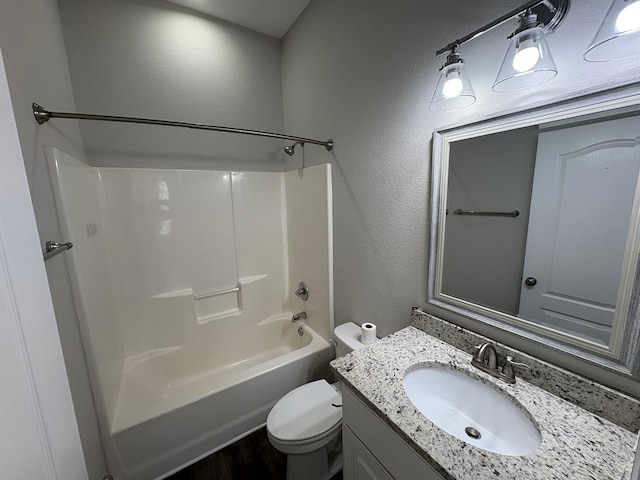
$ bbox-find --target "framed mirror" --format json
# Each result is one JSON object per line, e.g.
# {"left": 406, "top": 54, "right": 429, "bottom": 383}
{"left": 428, "top": 87, "right": 640, "bottom": 378}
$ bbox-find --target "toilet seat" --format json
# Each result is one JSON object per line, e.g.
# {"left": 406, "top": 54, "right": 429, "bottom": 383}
{"left": 267, "top": 379, "right": 342, "bottom": 444}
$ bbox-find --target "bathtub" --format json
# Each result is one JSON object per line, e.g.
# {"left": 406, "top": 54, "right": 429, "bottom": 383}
{"left": 46, "top": 154, "right": 336, "bottom": 479}
{"left": 106, "top": 319, "right": 333, "bottom": 480}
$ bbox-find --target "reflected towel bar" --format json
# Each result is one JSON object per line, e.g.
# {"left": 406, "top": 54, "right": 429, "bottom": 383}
{"left": 32, "top": 103, "right": 334, "bottom": 151}
{"left": 453, "top": 209, "right": 520, "bottom": 218}
{"left": 194, "top": 286, "right": 240, "bottom": 300}
{"left": 43, "top": 241, "right": 73, "bottom": 261}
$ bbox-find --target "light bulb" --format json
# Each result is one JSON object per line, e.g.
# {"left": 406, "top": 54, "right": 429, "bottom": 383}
{"left": 512, "top": 38, "right": 541, "bottom": 73}
{"left": 442, "top": 73, "right": 463, "bottom": 98}
{"left": 615, "top": 0, "right": 640, "bottom": 33}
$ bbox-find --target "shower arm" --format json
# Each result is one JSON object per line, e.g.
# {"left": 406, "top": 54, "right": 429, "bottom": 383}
{"left": 32, "top": 103, "right": 334, "bottom": 152}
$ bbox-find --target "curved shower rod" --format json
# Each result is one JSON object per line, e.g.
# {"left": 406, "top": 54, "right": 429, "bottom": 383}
{"left": 32, "top": 103, "right": 334, "bottom": 152}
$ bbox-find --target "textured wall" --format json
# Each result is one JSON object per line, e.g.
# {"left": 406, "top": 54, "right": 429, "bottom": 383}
{"left": 0, "top": 1, "right": 106, "bottom": 478}
{"left": 59, "top": 0, "right": 286, "bottom": 171}
{"left": 281, "top": 0, "right": 640, "bottom": 395}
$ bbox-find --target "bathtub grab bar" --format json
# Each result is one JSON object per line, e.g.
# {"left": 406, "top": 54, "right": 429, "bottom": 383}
{"left": 194, "top": 286, "right": 240, "bottom": 300}
{"left": 452, "top": 209, "right": 520, "bottom": 218}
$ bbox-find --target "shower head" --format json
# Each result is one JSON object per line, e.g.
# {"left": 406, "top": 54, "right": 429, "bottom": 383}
{"left": 284, "top": 141, "right": 304, "bottom": 156}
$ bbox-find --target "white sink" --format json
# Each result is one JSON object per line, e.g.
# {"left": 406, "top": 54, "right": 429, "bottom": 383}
{"left": 403, "top": 366, "right": 541, "bottom": 456}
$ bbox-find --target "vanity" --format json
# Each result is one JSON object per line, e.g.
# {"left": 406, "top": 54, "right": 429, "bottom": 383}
{"left": 331, "top": 80, "right": 640, "bottom": 480}
{"left": 331, "top": 323, "right": 638, "bottom": 480}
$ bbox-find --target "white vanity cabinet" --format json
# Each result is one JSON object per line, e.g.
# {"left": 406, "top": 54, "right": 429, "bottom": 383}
{"left": 342, "top": 388, "right": 446, "bottom": 480}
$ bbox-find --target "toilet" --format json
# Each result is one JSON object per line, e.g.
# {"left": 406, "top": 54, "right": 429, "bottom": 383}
{"left": 266, "top": 322, "right": 368, "bottom": 480}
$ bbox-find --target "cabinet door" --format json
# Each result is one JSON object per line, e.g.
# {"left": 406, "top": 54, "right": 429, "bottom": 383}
{"left": 342, "top": 388, "right": 446, "bottom": 480}
{"left": 344, "top": 426, "right": 395, "bottom": 480}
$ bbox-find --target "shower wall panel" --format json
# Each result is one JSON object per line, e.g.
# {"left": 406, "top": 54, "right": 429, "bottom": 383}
{"left": 46, "top": 148, "right": 125, "bottom": 427}
{"left": 231, "top": 172, "right": 288, "bottom": 320}
{"left": 182, "top": 171, "right": 238, "bottom": 299}
{"left": 97, "top": 169, "right": 289, "bottom": 359}
{"left": 285, "top": 165, "right": 333, "bottom": 340}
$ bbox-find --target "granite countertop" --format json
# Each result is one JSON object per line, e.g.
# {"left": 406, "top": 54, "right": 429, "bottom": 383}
{"left": 331, "top": 326, "right": 638, "bottom": 480}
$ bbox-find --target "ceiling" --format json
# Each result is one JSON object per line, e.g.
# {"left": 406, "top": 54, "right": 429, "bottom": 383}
{"left": 163, "top": 0, "right": 311, "bottom": 38}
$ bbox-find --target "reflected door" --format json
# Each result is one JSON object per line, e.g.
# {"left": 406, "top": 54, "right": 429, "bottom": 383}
{"left": 518, "top": 116, "right": 640, "bottom": 346}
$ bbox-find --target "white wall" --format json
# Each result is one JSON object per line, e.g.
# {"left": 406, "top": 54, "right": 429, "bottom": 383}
{"left": 0, "top": 1, "right": 106, "bottom": 478}
{"left": 59, "top": 0, "right": 286, "bottom": 172}
{"left": 281, "top": 0, "right": 640, "bottom": 395}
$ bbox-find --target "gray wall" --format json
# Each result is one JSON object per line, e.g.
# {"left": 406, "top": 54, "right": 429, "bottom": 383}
{"left": 59, "top": 0, "right": 286, "bottom": 172}
{"left": 443, "top": 127, "right": 537, "bottom": 314}
{"left": 281, "top": 0, "right": 640, "bottom": 396}
{"left": 0, "top": 1, "right": 106, "bottom": 478}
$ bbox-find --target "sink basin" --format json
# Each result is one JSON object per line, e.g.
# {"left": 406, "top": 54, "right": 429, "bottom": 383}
{"left": 403, "top": 366, "right": 541, "bottom": 456}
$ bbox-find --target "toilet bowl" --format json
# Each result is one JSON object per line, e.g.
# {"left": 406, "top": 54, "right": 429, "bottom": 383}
{"left": 267, "top": 379, "right": 343, "bottom": 480}
{"left": 266, "top": 322, "right": 371, "bottom": 480}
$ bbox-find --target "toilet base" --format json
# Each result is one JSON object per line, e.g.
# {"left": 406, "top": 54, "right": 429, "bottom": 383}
{"left": 284, "top": 434, "right": 342, "bottom": 480}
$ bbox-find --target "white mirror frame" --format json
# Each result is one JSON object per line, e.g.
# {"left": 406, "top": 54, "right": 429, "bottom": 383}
{"left": 428, "top": 86, "right": 640, "bottom": 378}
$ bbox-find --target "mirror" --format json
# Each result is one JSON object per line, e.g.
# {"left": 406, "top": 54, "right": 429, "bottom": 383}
{"left": 428, "top": 87, "right": 640, "bottom": 378}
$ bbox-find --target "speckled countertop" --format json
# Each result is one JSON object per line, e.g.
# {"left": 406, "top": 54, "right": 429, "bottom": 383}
{"left": 331, "top": 327, "right": 638, "bottom": 480}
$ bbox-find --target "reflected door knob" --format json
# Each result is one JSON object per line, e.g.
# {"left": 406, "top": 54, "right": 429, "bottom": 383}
{"left": 524, "top": 277, "right": 537, "bottom": 287}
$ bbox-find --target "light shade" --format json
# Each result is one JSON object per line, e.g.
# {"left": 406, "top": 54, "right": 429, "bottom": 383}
{"left": 430, "top": 62, "right": 476, "bottom": 112}
{"left": 584, "top": 0, "right": 640, "bottom": 62}
{"left": 492, "top": 27, "right": 558, "bottom": 92}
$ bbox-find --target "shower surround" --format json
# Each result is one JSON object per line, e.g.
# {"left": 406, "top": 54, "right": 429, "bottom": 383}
{"left": 46, "top": 148, "right": 334, "bottom": 480}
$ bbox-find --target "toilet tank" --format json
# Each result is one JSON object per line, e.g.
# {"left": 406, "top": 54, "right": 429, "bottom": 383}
{"left": 333, "top": 322, "right": 367, "bottom": 357}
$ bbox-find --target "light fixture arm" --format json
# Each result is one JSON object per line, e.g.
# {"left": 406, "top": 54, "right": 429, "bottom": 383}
{"left": 435, "top": 0, "right": 568, "bottom": 57}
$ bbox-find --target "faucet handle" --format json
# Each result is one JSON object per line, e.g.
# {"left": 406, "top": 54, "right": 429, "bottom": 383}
{"left": 502, "top": 356, "right": 530, "bottom": 381}
{"left": 295, "top": 281, "right": 309, "bottom": 301}
{"left": 505, "top": 356, "right": 530, "bottom": 369}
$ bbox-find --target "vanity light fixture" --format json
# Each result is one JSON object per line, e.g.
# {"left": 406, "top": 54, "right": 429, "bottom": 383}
{"left": 584, "top": 0, "right": 640, "bottom": 61}
{"left": 429, "top": 47, "right": 476, "bottom": 112}
{"left": 493, "top": 13, "right": 558, "bottom": 91}
{"left": 431, "top": 0, "right": 568, "bottom": 111}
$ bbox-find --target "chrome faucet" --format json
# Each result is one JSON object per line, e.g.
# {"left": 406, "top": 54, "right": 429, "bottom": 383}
{"left": 291, "top": 311, "right": 307, "bottom": 323}
{"left": 471, "top": 343, "right": 529, "bottom": 384}
{"left": 473, "top": 343, "right": 498, "bottom": 369}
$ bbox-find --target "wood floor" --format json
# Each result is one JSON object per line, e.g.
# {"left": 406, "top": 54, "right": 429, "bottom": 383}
{"left": 167, "top": 427, "right": 343, "bottom": 480}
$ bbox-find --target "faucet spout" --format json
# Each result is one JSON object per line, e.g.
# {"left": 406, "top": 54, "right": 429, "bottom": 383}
{"left": 291, "top": 311, "right": 307, "bottom": 323}
{"left": 471, "top": 342, "right": 525, "bottom": 384}
{"left": 474, "top": 343, "right": 498, "bottom": 369}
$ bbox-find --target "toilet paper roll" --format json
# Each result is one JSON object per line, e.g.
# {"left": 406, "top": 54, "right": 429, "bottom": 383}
{"left": 361, "top": 322, "right": 377, "bottom": 345}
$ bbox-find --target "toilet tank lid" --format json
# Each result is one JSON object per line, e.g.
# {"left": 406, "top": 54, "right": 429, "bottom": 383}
{"left": 334, "top": 322, "right": 366, "bottom": 351}
{"left": 267, "top": 380, "right": 342, "bottom": 442}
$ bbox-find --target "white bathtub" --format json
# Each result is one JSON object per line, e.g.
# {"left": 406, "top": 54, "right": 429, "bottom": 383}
{"left": 106, "top": 319, "right": 333, "bottom": 480}
{"left": 46, "top": 153, "right": 336, "bottom": 479}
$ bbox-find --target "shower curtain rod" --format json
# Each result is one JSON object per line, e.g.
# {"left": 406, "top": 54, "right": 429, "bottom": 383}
{"left": 32, "top": 103, "right": 334, "bottom": 151}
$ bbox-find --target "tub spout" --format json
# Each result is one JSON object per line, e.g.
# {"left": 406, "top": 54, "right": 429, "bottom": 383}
{"left": 291, "top": 311, "right": 307, "bottom": 323}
